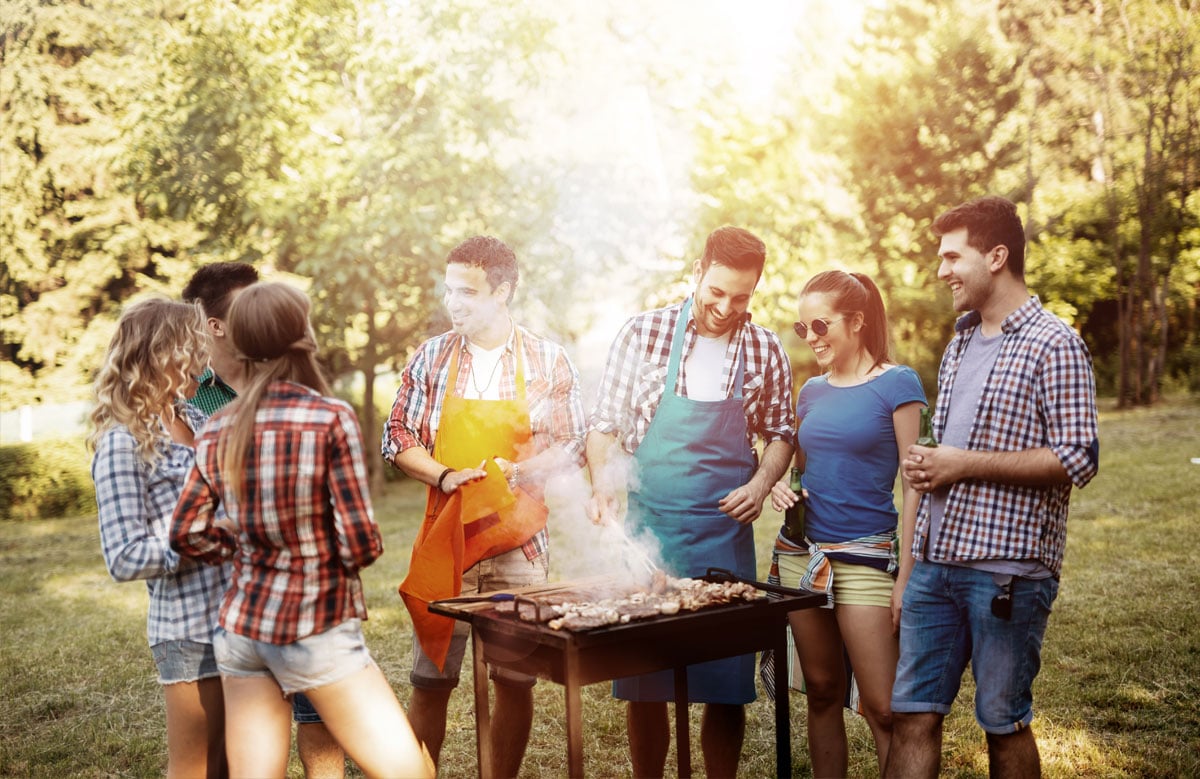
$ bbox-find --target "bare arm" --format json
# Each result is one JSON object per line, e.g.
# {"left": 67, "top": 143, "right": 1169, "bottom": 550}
{"left": 392, "top": 447, "right": 486, "bottom": 495}
{"left": 585, "top": 430, "right": 631, "bottom": 526}
{"left": 903, "top": 444, "right": 1070, "bottom": 494}
{"left": 891, "top": 402, "right": 922, "bottom": 631}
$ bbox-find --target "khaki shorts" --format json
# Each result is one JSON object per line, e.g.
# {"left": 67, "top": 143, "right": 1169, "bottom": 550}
{"left": 777, "top": 553, "right": 894, "bottom": 608}
{"left": 410, "top": 547, "right": 549, "bottom": 689}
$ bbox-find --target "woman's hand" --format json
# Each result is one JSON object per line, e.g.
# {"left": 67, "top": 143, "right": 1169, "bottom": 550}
{"left": 770, "top": 478, "right": 805, "bottom": 512}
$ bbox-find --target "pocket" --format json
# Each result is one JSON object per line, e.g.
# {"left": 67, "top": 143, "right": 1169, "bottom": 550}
{"left": 634, "top": 364, "right": 669, "bottom": 418}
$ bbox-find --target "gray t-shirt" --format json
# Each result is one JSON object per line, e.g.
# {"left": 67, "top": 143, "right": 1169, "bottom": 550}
{"left": 929, "top": 330, "right": 1051, "bottom": 579}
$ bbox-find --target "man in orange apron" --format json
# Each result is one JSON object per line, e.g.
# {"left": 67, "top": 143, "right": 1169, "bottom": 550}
{"left": 587, "top": 227, "right": 796, "bottom": 778}
{"left": 382, "top": 236, "right": 587, "bottom": 777}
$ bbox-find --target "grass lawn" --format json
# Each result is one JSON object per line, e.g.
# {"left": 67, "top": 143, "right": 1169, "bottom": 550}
{"left": 2, "top": 395, "right": 1198, "bottom": 777}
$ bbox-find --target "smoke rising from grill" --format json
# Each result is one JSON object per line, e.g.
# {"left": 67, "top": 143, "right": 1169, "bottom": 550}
{"left": 542, "top": 450, "right": 666, "bottom": 584}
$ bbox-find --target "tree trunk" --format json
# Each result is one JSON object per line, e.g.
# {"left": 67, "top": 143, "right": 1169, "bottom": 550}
{"left": 1153, "top": 271, "right": 1171, "bottom": 403}
{"left": 1114, "top": 241, "right": 1133, "bottom": 409}
{"left": 361, "top": 300, "right": 385, "bottom": 497}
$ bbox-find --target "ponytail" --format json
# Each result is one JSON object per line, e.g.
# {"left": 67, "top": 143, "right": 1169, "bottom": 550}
{"left": 848, "top": 272, "right": 891, "bottom": 369}
{"left": 216, "top": 282, "right": 330, "bottom": 505}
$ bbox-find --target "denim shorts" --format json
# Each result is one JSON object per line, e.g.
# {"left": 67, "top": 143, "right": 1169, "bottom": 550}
{"left": 291, "top": 691, "right": 322, "bottom": 724}
{"left": 151, "top": 639, "right": 221, "bottom": 685}
{"left": 411, "top": 547, "right": 548, "bottom": 690}
{"left": 892, "top": 562, "right": 1058, "bottom": 734}
{"left": 214, "top": 619, "right": 373, "bottom": 696}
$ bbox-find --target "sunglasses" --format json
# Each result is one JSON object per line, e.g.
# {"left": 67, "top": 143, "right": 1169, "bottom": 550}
{"left": 991, "top": 578, "right": 1013, "bottom": 621}
{"left": 793, "top": 317, "right": 844, "bottom": 339}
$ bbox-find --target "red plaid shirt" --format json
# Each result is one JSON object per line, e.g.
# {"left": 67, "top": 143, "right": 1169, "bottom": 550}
{"left": 381, "top": 325, "right": 587, "bottom": 463}
{"left": 171, "top": 381, "right": 383, "bottom": 643}
{"left": 589, "top": 300, "right": 796, "bottom": 454}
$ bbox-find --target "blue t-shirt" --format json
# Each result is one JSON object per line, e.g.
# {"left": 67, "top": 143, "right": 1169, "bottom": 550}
{"left": 796, "top": 365, "right": 927, "bottom": 542}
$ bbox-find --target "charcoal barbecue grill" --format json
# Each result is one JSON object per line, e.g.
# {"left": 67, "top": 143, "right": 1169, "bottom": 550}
{"left": 429, "top": 568, "right": 825, "bottom": 778}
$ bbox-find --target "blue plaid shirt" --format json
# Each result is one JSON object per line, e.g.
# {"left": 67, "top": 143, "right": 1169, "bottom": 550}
{"left": 93, "top": 404, "right": 229, "bottom": 646}
{"left": 914, "top": 296, "right": 1099, "bottom": 577}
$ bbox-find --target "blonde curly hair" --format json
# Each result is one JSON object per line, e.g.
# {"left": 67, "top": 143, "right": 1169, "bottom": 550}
{"left": 89, "top": 297, "right": 211, "bottom": 465}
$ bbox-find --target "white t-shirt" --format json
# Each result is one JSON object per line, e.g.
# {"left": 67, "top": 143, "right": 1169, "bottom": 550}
{"left": 683, "top": 332, "right": 732, "bottom": 401}
{"left": 464, "top": 341, "right": 506, "bottom": 400}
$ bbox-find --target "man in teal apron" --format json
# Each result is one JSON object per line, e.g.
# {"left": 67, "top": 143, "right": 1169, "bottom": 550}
{"left": 587, "top": 226, "right": 796, "bottom": 778}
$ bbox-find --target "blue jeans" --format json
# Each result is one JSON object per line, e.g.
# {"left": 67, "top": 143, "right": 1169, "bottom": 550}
{"left": 892, "top": 561, "right": 1058, "bottom": 734}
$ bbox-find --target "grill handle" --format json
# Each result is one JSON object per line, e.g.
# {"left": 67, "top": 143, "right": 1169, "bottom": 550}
{"left": 703, "top": 567, "right": 816, "bottom": 599}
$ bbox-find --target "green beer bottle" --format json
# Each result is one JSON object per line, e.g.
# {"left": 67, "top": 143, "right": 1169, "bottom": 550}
{"left": 917, "top": 406, "right": 938, "bottom": 447}
{"left": 782, "top": 466, "right": 806, "bottom": 543}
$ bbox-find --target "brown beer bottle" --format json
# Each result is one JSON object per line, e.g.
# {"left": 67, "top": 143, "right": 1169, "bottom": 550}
{"left": 917, "top": 406, "right": 938, "bottom": 447}
{"left": 782, "top": 466, "right": 806, "bottom": 543}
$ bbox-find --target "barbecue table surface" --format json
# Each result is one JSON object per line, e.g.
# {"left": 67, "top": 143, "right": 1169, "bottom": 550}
{"left": 429, "top": 574, "right": 825, "bottom": 682}
{"left": 428, "top": 573, "right": 824, "bottom": 778}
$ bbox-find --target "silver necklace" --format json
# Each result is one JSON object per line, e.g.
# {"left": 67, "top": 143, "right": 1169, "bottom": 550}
{"left": 469, "top": 352, "right": 504, "bottom": 395}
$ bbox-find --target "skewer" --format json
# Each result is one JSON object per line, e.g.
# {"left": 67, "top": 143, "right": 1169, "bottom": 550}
{"left": 618, "top": 530, "right": 660, "bottom": 575}
{"left": 598, "top": 516, "right": 661, "bottom": 576}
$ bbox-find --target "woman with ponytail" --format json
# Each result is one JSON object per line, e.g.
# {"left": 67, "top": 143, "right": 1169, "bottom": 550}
{"left": 90, "top": 297, "right": 228, "bottom": 778}
{"left": 170, "top": 282, "right": 430, "bottom": 779}
{"left": 768, "top": 270, "right": 927, "bottom": 776}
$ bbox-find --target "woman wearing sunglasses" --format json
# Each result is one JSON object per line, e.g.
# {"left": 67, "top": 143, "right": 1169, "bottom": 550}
{"left": 768, "top": 270, "right": 927, "bottom": 777}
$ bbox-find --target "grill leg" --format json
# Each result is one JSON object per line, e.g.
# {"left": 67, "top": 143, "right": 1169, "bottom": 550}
{"left": 472, "top": 630, "right": 493, "bottom": 779}
{"left": 675, "top": 666, "right": 691, "bottom": 778}
{"left": 565, "top": 646, "right": 584, "bottom": 777}
{"left": 775, "top": 619, "right": 792, "bottom": 778}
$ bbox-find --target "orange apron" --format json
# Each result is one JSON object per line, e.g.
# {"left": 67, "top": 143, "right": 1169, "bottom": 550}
{"left": 399, "top": 331, "right": 549, "bottom": 670}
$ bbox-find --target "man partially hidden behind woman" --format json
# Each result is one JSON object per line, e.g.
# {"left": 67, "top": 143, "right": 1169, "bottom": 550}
{"left": 169, "top": 281, "right": 431, "bottom": 778}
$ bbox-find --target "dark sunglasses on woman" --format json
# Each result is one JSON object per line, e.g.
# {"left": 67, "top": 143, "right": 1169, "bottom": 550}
{"left": 793, "top": 317, "right": 844, "bottom": 339}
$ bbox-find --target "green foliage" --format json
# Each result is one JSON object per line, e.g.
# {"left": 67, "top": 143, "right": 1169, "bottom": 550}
{"left": 1017, "top": 0, "right": 1200, "bottom": 404}
{"left": 121, "top": 0, "right": 560, "bottom": 469}
{"left": 0, "top": 0, "right": 199, "bottom": 408}
{"left": 685, "top": 0, "right": 1198, "bottom": 399}
{"left": 2, "top": 0, "right": 1196, "bottom": 414}
{"left": 0, "top": 437, "right": 96, "bottom": 520}
{"left": 124, "top": 0, "right": 556, "bottom": 368}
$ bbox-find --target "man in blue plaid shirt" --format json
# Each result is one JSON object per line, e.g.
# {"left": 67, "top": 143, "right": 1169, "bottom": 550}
{"left": 887, "top": 196, "right": 1099, "bottom": 778}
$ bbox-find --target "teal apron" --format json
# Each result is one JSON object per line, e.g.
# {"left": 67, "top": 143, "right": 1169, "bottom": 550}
{"left": 613, "top": 298, "right": 758, "bottom": 704}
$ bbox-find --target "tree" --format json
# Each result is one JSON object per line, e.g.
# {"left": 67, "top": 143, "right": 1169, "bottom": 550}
{"left": 125, "top": 0, "right": 557, "bottom": 486}
{"left": 1096, "top": 0, "right": 1199, "bottom": 404}
{"left": 0, "top": 0, "right": 196, "bottom": 408}
{"left": 1010, "top": 0, "right": 1200, "bottom": 403}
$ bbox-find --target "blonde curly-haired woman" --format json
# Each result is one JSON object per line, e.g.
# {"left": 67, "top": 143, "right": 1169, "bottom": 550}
{"left": 90, "top": 297, "right": 229, "bottom": 779}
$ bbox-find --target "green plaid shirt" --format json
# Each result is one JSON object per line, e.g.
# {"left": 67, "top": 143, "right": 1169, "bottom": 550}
{"left": 190, "top": 369, "right": 237, "bottom": 415}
